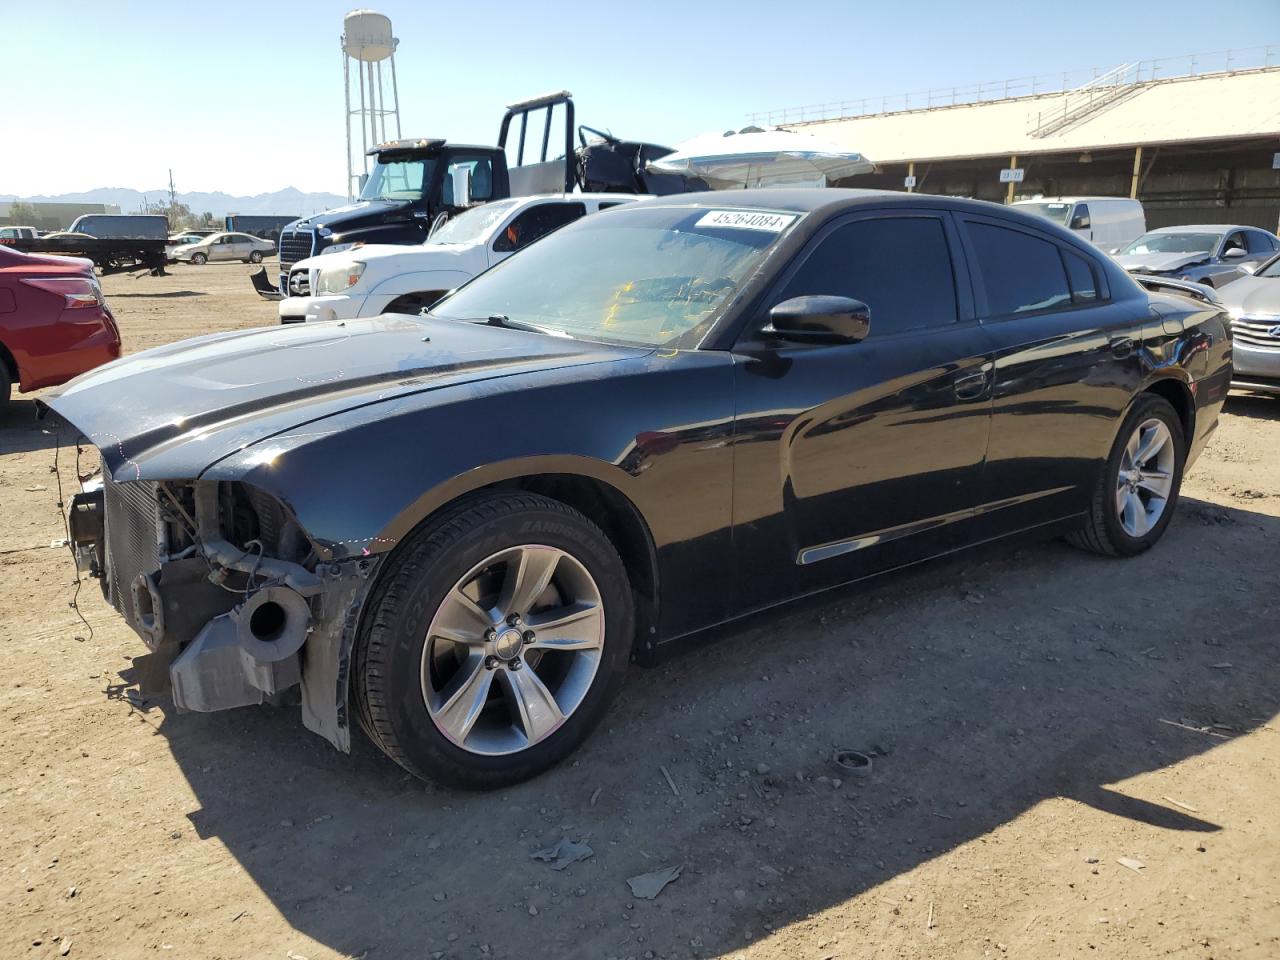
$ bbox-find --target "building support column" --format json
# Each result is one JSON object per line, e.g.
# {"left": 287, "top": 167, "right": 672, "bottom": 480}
{"left": 1006, "top": 155, "right": 1018, "bottom": 204}
{"left": 1130, "top": 145, "right": 1144, "bottom": 199}
{"left": 907, "top": 160, "right": 915, "bottom": 193}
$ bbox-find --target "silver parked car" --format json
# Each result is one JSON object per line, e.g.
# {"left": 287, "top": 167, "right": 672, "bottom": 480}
{"left": 1114, "top": 224, "right": 1280, "bottom": 288}
{"left": 1216, "top": 251, "right": 1280, "bottom": 396}
{"left": 175, "top": 232, "right": 275, "bottom": 265}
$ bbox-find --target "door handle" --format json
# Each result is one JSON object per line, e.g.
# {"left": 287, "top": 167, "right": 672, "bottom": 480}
{"left": 953, "top": 369, "right": 989, "bottom": 401}
{"left": 1110, "top": 336, "right": 1134, "bottom": 359}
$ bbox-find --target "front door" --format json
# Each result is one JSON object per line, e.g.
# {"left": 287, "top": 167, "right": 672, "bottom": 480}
{"left": 730, "top": 210, "right": 994, "bottom": 610}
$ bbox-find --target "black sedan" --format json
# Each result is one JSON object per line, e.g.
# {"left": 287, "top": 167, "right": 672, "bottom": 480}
{"left": 48, "top": 190, "right": 1232, "bottom": 787}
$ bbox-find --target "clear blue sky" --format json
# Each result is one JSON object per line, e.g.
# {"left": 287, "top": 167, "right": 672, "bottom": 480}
{"left": 4, "top": 0, "right": 1278, "bottom": 197}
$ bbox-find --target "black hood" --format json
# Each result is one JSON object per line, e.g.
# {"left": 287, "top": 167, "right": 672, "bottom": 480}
{"left": 45, "top": 315, "right": 646, "bottom": 481}
{"left": 290, "top": 198, "right": 414, "bottom": 235}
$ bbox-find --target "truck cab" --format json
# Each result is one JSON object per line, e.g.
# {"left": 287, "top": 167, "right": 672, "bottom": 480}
{"left": 258, "top": 92, "right": 577, "bottom": 298}
{"left": 269, "top": 141, "right": 512, "bottom": 295}
{"left": 255, "top": 91, "right": 702, "bottom": 300}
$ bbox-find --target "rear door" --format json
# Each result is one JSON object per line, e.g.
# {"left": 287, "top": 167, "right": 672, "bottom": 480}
{"left": 958, "top": 214, "right": 1149, "bottom": 537}
{"left": 730, "top": 209, "right": 994, "bottom": 608}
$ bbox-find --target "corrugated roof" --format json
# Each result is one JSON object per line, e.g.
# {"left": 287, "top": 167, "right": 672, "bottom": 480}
{"left": 791, "top": 68, "right": 1280, "bottom": 164}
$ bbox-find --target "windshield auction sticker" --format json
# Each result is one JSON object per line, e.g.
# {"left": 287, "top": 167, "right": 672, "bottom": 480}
{"left": 695, "top": 210, "right": 798, "bottom": 232}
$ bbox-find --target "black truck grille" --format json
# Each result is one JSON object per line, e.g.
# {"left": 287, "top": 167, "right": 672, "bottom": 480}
{"left": 103, "top": 478, "right": 163, "bottom": 644}
{"left": 278, "top": 228, "right": 315, "bottom": 268}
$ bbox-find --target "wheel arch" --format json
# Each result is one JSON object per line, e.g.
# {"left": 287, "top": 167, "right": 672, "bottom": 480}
{"left": 1140, "top": 374, "right": 1195, "bottom": 446}
{"left": 0, "top": 338, "right": 18, "bottom": 385}
{"left": 359, "top": 458, "right": 662, "bottom": 656}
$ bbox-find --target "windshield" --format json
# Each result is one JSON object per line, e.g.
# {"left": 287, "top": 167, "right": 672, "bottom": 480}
{"left": 431, "top": 206, "right": 800, "bottom": 347}
{"left": 1257, "top": 254, "right": 1280, "bottom": 278}
{"left": 360, "top": 156, "right": 436, "bottom": 201}
{"left": 428, "top": 199, "right": 521, "bottom": 245}
{"left": 1016, "top": 202, "right": 1072, "bottom": 226}
{"left": 1123, "top": 232, "right": 1219, "bottom": 255}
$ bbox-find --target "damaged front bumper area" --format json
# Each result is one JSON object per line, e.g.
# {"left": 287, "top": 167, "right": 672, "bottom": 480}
{"left": 67, "top": 475, "right": 378, "bottom": 750}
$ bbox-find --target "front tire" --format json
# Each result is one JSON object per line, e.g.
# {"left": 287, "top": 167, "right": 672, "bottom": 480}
{"left": 249, "top": 250, "right": 264, "bottom": 264}
{"left": 1067, "top": 393, "right": 1185, "bottom": 557}
{"left": 190, "top": 252, "right": 207, "bottom": 265}
{"left": 353, "top": 493, "right": 634, "bottom": 788}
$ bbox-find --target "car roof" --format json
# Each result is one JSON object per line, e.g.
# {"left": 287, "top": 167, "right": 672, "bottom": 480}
{"left": 622, "top": 187, "right": 1082, "bottom": 228}
{"left": 1013, "top": 196, "right": 1137, "bottom": 204}
{"left": 1147, "top": 224, "right": 1251, "bottom": 234}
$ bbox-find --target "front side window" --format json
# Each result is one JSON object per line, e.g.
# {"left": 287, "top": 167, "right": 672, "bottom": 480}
{"left": 1072, "top": 204, "right": 1091, "bottom": 229}
{"left": 442, "top": 155, "right": 495, "bottom": 205}
{"left": 1221, "top": 232, "right": 1247, "bottom": 255}
{"left": 360, "top": 156, "right": 435, "bottom": 201}
{"left": 432, "top": 205, "right": 799, "bottom": 347}
{"left": 967, "top": 222, "right": 1072, "bottom": 316}
{"left": 492, "top": 203, "right": 586, "bottom": 253}
{"left": 773, "top": 216, "right": 958, "bottom": 337}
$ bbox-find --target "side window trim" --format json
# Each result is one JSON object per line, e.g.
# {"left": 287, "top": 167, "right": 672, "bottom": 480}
{"left": 739, "top": 207, "right": 976, "bottom": 347}
{"left": 957, "top": 213, "right": 1111, "bottom": 322}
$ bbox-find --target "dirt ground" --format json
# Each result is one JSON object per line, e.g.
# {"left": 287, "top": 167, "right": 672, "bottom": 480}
{"left": 1, "top": 262, "right": 1278, "bottom": 960}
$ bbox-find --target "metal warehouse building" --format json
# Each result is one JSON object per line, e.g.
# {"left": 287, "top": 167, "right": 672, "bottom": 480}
{"left": 762, "top": 48, "right": 1280, "bottom": 231}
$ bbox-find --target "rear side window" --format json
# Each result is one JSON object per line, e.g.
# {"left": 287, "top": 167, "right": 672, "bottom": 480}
{"left": 1063, "top": 249, "right": 1099, "bottom": 304}
{"left": 1245, "top": 230, "right": 1275, "bottom": 254}
{"left": 775, "top": 216, "right": 958, "bottom": 337}
{"left": 966, "top": 222, "right": 1072, "bottom": 316}
{"left": 493, "top": 202, "right": 586, "bottom": 253}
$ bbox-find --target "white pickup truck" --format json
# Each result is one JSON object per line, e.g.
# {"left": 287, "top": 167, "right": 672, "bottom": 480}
{"left": 278, "top": 193, "right": 638, "bottom": 323}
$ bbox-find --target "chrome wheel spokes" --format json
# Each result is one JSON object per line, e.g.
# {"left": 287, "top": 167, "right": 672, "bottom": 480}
{"left": 1115, "top": 418, "right": 1176, "bottom": 538}
{"left": 421, "top": 544, "right": 605, "bottom": 756}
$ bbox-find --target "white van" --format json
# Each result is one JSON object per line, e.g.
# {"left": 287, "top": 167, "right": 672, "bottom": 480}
{"left": 1012, "top": 197, "right": 1145, "bottom": 252}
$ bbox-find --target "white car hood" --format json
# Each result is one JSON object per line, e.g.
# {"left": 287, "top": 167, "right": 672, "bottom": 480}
{"left": 293, "top": 240, "right": 483, "bottom": 276}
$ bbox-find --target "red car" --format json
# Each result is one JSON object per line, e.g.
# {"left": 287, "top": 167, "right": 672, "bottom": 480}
{"left": 0, "top": 246, "right": 121, "bottom": 405}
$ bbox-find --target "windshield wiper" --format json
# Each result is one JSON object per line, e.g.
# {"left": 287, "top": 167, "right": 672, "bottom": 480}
{"left": 482, "top": 315, "right": 573, "bottom": 337}
{"left": 421, "top": 312, "right": 574, "bottom": 338}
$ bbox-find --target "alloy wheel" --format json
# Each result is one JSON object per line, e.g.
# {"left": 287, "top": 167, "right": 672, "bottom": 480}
{"left": 1115, "top": 417, "right": 1176, "bottom": 537}
{"left": 421, "top": 544, "right": 605, "bottom": 756}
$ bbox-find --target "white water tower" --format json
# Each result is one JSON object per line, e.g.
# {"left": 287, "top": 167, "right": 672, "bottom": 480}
{"left": 342, "top": 9, "right": 402, "bottom": 201}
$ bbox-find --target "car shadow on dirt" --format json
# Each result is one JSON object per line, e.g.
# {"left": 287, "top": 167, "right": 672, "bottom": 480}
{"left": 1224, "top": 393, "right": 1280, "bottom": 421}
{"left": 120, "top": 496, "right": 1279, "bottom": 959}
{"left": 0, "top": 400, "right": 71, "bottom": 455}
{"left": 107, "top": 290, "right": 205, "bottom": 299}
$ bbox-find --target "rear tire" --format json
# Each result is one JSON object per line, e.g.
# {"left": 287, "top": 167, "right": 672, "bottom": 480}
{"left": 0, "top": 361, "right": 11, "bottom": 408}
{"left": 1067, "top": 393, "right": 1185, "bottom": 557}
{"left": 353, "top": 492, "right": 634, "bottom": 788}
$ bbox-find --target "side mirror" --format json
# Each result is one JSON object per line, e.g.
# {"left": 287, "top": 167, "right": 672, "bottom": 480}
{"left": 451, "top": 167, "right": 472, "bottom": 208}
{"left": 768, "top": 296, "right": 870, "bottom": 344}
{"left": 1070, "top": 215, "right": 1091, "bottom": 230}
{"left": 1223, "top": 247, "right": 1247, "bottom": 259}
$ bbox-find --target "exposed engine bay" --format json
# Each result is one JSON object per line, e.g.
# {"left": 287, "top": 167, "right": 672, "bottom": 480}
{"left": 67, "top": 476, "right": 379, "bottom": 750}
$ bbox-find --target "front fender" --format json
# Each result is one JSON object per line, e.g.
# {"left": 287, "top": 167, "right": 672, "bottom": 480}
{"left": 362, "top": 270, "right": 476, "bottom": 310}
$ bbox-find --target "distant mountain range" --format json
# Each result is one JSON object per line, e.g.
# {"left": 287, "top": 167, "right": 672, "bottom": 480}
{"left": 1, "top": 187, "right": 348, "bottom": 218}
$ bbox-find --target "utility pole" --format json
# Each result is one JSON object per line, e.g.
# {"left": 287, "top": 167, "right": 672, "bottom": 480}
{"left": 168, "top": 169, "right": 176, "bottom": 208}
